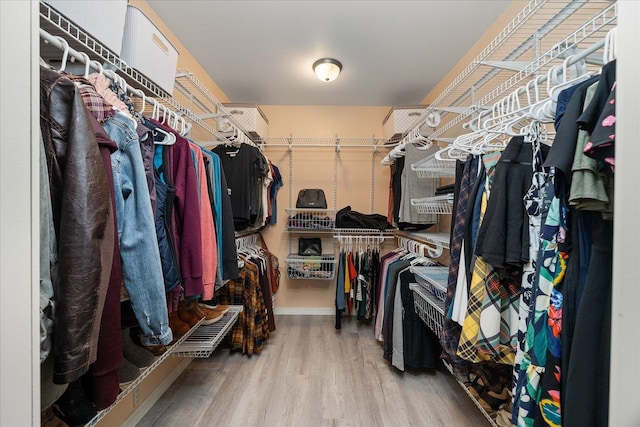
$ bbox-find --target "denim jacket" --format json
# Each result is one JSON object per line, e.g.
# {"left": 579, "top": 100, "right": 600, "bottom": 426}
{"left": 103, "top": 112, "right": 172, "bottom": 346}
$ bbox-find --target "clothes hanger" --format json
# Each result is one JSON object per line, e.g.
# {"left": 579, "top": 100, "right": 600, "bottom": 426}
{"left": 55, "top": 36, "right": 70, "bottom": 72}
{"left": 549, "top": 55, "right": 593, "bottom": 103}
{"left": 152, "top": 105, "right": 176, "bottom": 146}
{"left": 603, "top": 27, "right": 617, "bottom": 64}
{"left": 137, "top": 91, "right": 146, "bottom": 115}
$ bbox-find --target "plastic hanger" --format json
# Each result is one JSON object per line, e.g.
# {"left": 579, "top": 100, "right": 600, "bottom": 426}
{"left": 152, "top": 106, "right": 176, "bottom": 146}
{"left": 548, "top": 55, "right": 593, "bottom": 103}
{"left": 55, "top": 36, "right": 70, "bottom": 72}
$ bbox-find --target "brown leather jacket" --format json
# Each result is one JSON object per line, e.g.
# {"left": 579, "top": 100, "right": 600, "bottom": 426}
{"left": 40, "top": 66, "right": 114, "bottom": 384}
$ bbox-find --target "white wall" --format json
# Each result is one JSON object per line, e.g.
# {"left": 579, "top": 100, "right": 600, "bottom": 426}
{"left": 0, "top": 0, "right": 39, "bottom": 425}
{"left": 610, "top": 1, "right": 640, "bottom": 425}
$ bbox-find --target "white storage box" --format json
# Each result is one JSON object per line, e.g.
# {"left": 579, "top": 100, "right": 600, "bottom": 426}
{"left": 43, "top": 0, "right": 127, "bottom": 55}
{"left": 383, "top": 105, "right": 428, "bottom": 143}
{"left": 221, "top": 104, "right": 269, "bottom": 142}
{"left": 121, "top": 5, "right": 179, "bottom": 95}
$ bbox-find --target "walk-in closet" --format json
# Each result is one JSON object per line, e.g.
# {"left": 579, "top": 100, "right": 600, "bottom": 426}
{"left": 1, "top": 1, "right": 639, "bottom": 426}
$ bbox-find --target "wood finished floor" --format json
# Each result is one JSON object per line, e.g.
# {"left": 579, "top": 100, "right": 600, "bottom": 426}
{"left": 138, "top": 315, "right": 490, "bottom": 427}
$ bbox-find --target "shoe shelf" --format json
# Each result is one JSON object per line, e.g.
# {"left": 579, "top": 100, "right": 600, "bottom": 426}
{"left": 410, "top": 283, "right": 500, "bottom": 427}
{"left": 410, "top": 266, "right": 448, "bottom": 302}
{"left": 409, "top": 283, "right": 445, "bottom": 340}
{"left": 84, "top": 317, "right": 206, "bottom": 427}
{"left": 410, "top": 195, "right": 454, "bottom": 215}
{"left": 285, "top": 254, "right": 337, "bottom": 280}
{"left": 441, "top": 360, "right": 500, "bottom": 427}
{"left": 285, "top": 208, "right": 336, "bottom": 231}
{"left": 171, "top": 305, "right": 243, "bottom": 358}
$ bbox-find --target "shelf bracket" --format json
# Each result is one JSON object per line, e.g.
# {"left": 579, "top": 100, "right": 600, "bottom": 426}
{"left": 478, "top": 60, "right": 531, "bottom": 72}
{"left": 430, "top": 106, "right": 470, "bottom": 114}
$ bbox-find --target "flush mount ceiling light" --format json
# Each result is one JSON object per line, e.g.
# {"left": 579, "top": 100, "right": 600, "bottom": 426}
{"left": 313, "top": 58, "right": 342, "bottom": 82}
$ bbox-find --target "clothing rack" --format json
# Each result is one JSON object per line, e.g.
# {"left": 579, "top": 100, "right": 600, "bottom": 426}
{"left": 334, "top": 234, "right": 394, "bottom": 251}
{"left": 400, "top": 3, "right": 618, "bottom": 426}
{"left": 38, "top": 7, "right": 249, "bottom": 425}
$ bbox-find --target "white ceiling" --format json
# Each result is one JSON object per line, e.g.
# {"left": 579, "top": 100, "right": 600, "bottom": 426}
{"left": 147, "top": 0, "right": 512, "bottom": 106}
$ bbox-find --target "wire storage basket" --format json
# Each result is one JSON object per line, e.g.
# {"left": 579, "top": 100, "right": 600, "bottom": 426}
{"left": 410, "top": 283, "right": 445, "bottom": 339}
{"left": 285, "top": 254, "right": 336, "bottom": 280}
{"left": 411, "top": 266, "right": 448, "bottom": 301}
{"left": 285, "top": 208, "right": 336, "bottom": 231}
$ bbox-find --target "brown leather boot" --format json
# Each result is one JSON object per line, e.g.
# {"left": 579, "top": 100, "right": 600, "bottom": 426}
{"left": 178, "top": 300, "right": 202, "bottom": 327}
{"left": 193, "top": 304, "right": 223, "bottom": 325}
{"left": 169, "top": 311, "right": 190, "bottom": 343}
{"left": 199, "top": 302, "right": 230, "bottom": 315}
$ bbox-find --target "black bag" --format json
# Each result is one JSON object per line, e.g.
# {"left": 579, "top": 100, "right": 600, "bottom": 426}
{"left": 335, "top": 206, "right": 394, "bottom": 230}
{"left": 296, "top": 189, "right": 327, "bottom": 209}
{"left": 298, "top": 237, "right": 322, "bottom": 256}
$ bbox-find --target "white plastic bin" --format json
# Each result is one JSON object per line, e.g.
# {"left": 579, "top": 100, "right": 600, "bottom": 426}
{"left": 221, "top": 103, "right": 269, "bottom": 141}
{"left": 43, "top": 0, "right": 127, "bottom": 55}
{"left": 120, "top": 5, "right": 179, "bottom": 94}
{"left": 383, "top": 105, "right": 428, "bottom": 143}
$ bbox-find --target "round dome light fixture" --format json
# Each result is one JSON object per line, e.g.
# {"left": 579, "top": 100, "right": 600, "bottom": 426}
{"left": 313, "top": 58, "right": 342, "bottom": 82}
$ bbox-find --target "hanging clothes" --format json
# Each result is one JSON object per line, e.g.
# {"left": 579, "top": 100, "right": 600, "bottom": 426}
{"left": 40, "top": 66, "right": 115, "bottom": 384}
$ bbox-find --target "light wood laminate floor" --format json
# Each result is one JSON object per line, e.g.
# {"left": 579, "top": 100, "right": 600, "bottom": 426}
{"left": 138, "top": 315, "right": 490, "bottom": 427}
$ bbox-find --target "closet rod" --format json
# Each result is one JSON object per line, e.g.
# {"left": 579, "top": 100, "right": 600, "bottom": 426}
{"left": 264, "top": 143, "right": 384, "bottom": 149}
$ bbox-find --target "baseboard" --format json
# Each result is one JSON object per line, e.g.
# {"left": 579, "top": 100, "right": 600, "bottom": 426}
{"left": 121, "top": 358, "right": 192, "bottom": 427}
{"left": 273, "top": 307, "right": 335, "bottom": 315}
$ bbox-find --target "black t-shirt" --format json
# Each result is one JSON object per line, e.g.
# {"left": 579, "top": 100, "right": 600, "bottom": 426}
{"left": 213, "top": 144, "right": 267, "bottom": 230}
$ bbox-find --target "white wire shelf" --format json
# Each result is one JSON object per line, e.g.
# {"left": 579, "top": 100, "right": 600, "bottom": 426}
{"left": 285, "top": 254, "right": 337, "bottom": 280}
{"left": 84, "top": 316, "right": 206, "bottom": 426}
{"left": 334, "top": 228, "right": 397, "bottom": 236}
{"left": 172, "top": 305, "right": 243, "bottom": 358}
{"left": 409, "top": 283, "right": 445, "bottom": 340}
{"left": 410, "top": 266, "right": 449, "bottom": 302}
{"left": 411, "top": 153, "right": 457, "bottom": 178}
{"left": 285, "top": 208, "right": 336, "bottom": 231}
{"left": 425, "top": 1, "right": 617, "bottom": 144}
{"left": 410, "top": 195, "right": 454, "bottom": 215}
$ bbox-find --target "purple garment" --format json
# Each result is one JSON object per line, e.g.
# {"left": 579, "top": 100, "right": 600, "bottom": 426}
{"left": 85, "top": 114, "right": 123, "bottom": 410}
{"left": 149, "top": 119, "right": 204, "bottom": 298}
